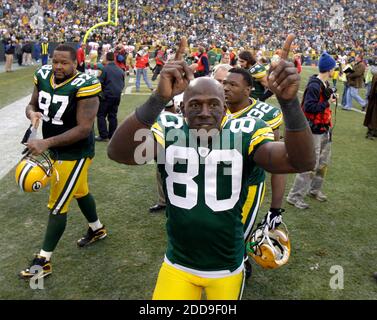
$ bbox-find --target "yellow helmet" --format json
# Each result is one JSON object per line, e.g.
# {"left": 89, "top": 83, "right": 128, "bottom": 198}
{"left": 15, "top": 152, "right": 52, "bottom": 192}
{"left": 247, "top": 224, "right": 291, "bottom": 269}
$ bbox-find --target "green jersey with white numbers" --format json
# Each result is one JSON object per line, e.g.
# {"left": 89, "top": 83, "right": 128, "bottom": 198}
{"left": 249, "top": 63, "right": 267, "bottom": 100}
{"left": 228, "top": 98, "right": 283, "bottom": 184}
{"left": 33, "top": 65, "right": 102, "bottom": 160}
{"left": 151, "top": 113, "right": 274, "bottom": 272}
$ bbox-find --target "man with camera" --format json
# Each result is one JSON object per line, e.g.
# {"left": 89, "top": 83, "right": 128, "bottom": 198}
{"left": 287, "top": 52, "right": 336, "bottom": 209}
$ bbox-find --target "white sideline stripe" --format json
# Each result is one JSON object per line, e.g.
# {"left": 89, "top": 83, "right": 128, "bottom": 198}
{"left": 124, "top": 85, "right": 151, "bottom": 95}
{"left": 125, "top": 86, "right": 133, "bottom": 94}
{"left": 350, "top": 107, "right": 365, "bottom": 114}
{"left": 0, "top": 94, "right": 42, "bottom": 180}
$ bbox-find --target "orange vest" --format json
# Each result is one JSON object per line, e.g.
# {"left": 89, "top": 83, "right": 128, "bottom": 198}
{"left": 136, "top": 54, "right": 149, "bottom": 69}
{"left": 196, "top": 53, "right": 208, "bottom": 72}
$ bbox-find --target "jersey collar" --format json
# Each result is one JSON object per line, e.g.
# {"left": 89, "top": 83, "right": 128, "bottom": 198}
{"left": 50, "top": 71, "right": 80, "bottom": 89}
{"left": 227, "top": 98, "right": 257, "bottom": 118}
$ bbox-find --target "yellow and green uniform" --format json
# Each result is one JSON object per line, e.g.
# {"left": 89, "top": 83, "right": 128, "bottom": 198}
{"left": 33, "top": 65, "right": 101, "bottom": 160}
{"left": 228, "top": 99, "right": 283, "bottom": 238}
{"left": 249, "top": 63, "right": 267, "bottom": 100}
{"left": 151, "top": 112, "right": 274, "bottom": 274}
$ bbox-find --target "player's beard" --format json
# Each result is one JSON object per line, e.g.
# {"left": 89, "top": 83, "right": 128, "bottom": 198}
{"left": 54, "top": 69, "right": 76, "bottom": 84}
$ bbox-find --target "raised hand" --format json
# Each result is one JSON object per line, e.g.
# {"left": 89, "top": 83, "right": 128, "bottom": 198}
{"left": 268, "top": 34, "right": 300, "bottom": 101}
{"left": 156, "top": 36, "right": 194, "bottom": 101}
{"left": 174, "top": 36, "right": 188, "bottom": 61}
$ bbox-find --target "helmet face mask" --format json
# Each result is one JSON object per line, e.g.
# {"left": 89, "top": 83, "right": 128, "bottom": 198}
{"left": 15, "top": 152, "right": 52, "bottom": 192}
{"left": 247, "top": 224, "right": 291, "bottom": 269}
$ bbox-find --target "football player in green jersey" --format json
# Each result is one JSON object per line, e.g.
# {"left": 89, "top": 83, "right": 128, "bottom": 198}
{"left": 223, "top": 67, "right": 286, "bottom": 278}
{"left": 19, "top": 44, "right": 107, "bottom": 280}
{"left": 108, "top": 35, "right": 315, "bottom": 300}
{"left": 238, "top": 50, "right": 271, "bottom": 101}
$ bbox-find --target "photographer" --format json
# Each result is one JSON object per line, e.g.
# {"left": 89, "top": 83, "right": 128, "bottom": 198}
{"left": 287, "top": 52, "right": 336, "bottom": 209}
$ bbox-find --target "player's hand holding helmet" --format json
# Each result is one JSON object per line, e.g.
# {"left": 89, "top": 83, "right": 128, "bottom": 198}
{"left": 247, "top": 221, "right": 291, "bottom": 269}
{"left": 260, "top": 208, "right": 285, "bottom": 231}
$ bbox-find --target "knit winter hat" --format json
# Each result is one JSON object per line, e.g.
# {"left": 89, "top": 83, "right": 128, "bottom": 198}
{"left": 318, "top": 52, "right": 336, "bottom": 73}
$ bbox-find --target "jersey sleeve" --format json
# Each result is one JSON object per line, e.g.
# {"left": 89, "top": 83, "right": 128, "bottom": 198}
{"left": 151, "top": 112, "right": 184, "bottom": 148}
{"left": 151, "top": 117, "right": 165, "bottom": 148}
{"left": 76, "top": 75, "right": 102, "bottom": 98}
{"left": 33, "top": 71, "right": 38, "bottom": 86}
{"left": 248, "top": 118, "right": 275, "bottom": 157}
{"left": 265, "top": 108, "right": 283, "bottom": 130}
{"left": 249, "top": 64, "right": 267, "bottom": 80}
{"left": 33, "top": 65, "right": 53, "bottom": 87}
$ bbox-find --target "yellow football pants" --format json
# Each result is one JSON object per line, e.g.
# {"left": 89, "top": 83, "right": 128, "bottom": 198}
{"left": 48, "top": 158, "right": 92, "bottom": 215}
{"left": 152, "top": 262, "right": 245, "bottom": 300}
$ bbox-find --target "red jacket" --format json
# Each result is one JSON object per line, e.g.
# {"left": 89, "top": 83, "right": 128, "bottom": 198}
{"left": 76, "top": 47, "right": 85, "bottom": 65}
{"left": 294, "top": 56, "right": 302, "bottom": 74}
{"left": 136, "top": 54, "right": 149, "bottom": 69}
{"left": 155, "top": 50, "right": 165, "bottom": 66}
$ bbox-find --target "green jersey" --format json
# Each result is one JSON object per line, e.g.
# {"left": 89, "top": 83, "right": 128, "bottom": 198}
{"left": 228, "top": 98, "right": 283, "bottom": 185}
{"left": 33, "top": 65, "right": 102, "bottom": 160}
{"left": 152, "top": 113, "right": 274, "bottom": 273}
{"left": 249, "top": 63, "right": 267, "bottom": 100}
{"left": 207, "top": 50, "right": 218, "bottom": 67}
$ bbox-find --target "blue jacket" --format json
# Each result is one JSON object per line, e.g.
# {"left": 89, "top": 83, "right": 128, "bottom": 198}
{"left": 98, "top": 62, "right": 125, "bottom": 98}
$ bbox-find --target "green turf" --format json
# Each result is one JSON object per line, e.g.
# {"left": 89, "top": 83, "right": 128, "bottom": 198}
{"left": 0, "top": 66, "right": 37, "bottom": 109}
{"left": 0, "top": 66, "right": 376, "bottom": 299}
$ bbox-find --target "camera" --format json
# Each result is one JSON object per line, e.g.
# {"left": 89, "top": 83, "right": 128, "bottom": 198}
{"left": 323, "top": 86, "right": 337, "bottom": 100}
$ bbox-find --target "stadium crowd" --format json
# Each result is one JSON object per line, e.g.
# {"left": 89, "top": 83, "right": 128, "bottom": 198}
{"left": 1, "top": 0, "right": 376, "bottom": 57}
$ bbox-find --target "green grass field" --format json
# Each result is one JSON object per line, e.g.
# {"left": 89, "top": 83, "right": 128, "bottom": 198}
{"left": 0, "top": 66, "right": 35, "bottom": 109}
{"left": 0, "top": 66, "right": 376, "bottom": 300}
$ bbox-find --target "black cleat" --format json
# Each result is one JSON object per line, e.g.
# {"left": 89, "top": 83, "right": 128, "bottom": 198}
{"left": 19, "top": 255, "right": 52, "bottom": 279}
{"left": 77, "top": 225, "right": 107, "bottom": 247}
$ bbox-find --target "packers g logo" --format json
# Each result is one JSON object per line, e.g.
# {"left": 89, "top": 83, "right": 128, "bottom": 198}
{"left": 32, "top": 181, "right": 42, "bottom": 191}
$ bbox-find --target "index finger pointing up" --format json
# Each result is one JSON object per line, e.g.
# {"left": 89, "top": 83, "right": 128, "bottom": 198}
{"left": 280, "top": 34, "right": 295, "bottom": 60}
{"left": 174, "top": 36, "right": 187, "bottom": 61}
